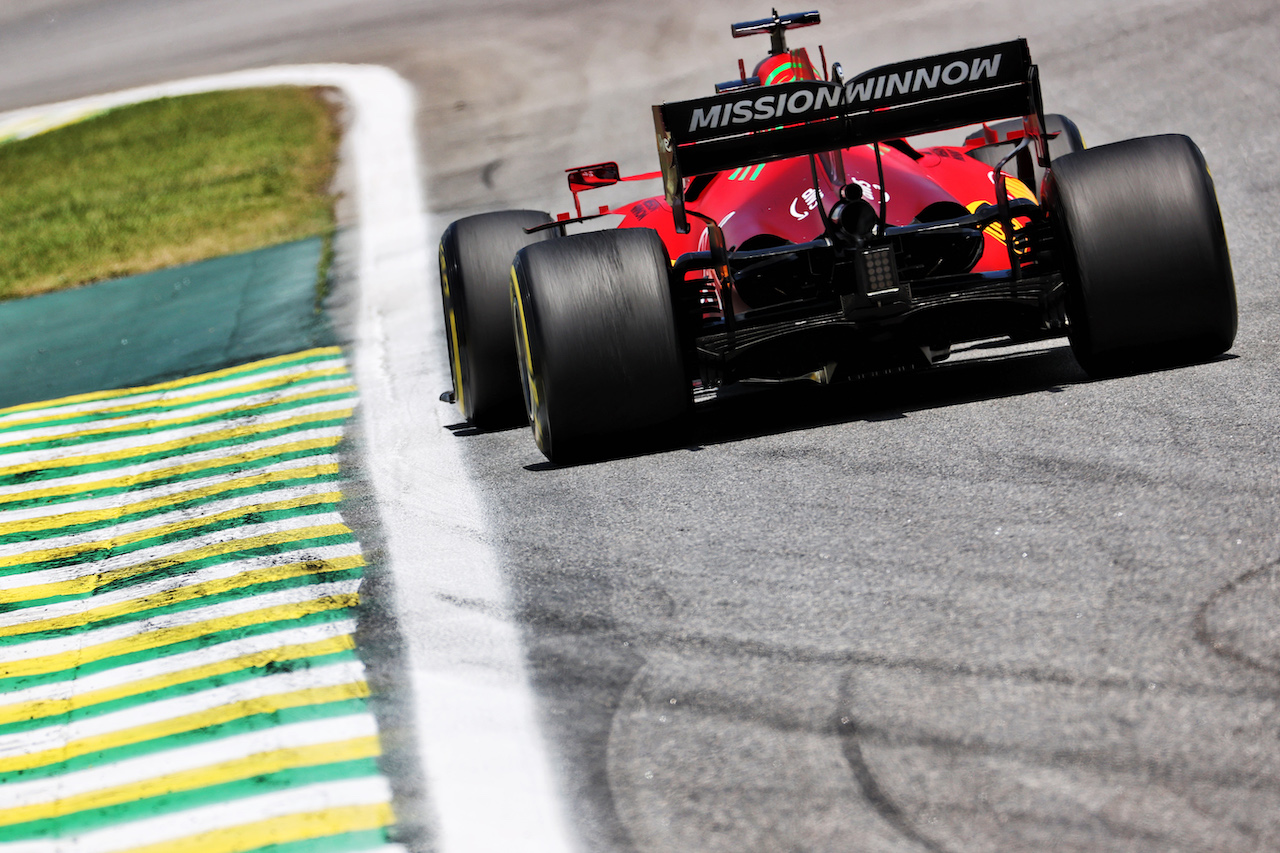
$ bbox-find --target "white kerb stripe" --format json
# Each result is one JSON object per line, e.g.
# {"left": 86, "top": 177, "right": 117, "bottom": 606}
{"left": 0, "top": 543, "right": 362, "bottom": 630}
{"left": 0, "top": 377, "right": 355, "bottom": 447}
{"left": 0, "top": 659, "right": 368, "bottom": 758}
{"left": 0, "top": 355, "right": 348, "bottom": 427}
{"left": 0, "top": 578, "right": 361, "bottom": 663}
{"left": 1, "top": 399, "right": 354, "bottom": 468}
{"left": 6, "top": 777, "right": 395, "bottom": 853}
{"left": 0, "top": 426, "right": 347, "bottom": 498}
{"left": 0, "top": 454, "right": 342, "bottom": 523}
{"left": 0, "top": 512, "right": 351, "bottom": 593}
{"left": 0, "top": 484, "right": 347, "bottom": 558}
{"left": 0, "top": 618, "right": 357, "bottom": 707}
{"left": 0, "top": 713, "right": 380, "bottom": 807}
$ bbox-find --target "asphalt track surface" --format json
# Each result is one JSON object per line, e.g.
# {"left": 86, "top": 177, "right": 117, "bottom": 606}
{"left": 4, "top": 1, "right": 1280, "bottom": 851}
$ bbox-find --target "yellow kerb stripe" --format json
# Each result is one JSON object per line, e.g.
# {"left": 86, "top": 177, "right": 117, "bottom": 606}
{"left": 0, "top": 735, "right": 382, "bottom": 827}
{"left": 0, "top": 680, "right": 371, "bottom": 774}
{"left": 0, "top": 523, "right": 355, "bottom": 606}
{"left": 116, "top": 803, "right": 394, "bottom": 853}
{"left": 0, "top": 463, "right": 341, "bottom": 537}
{"left": 0, "top": 408, "right": 354, "bottom": 479}
{"left": 0, "top": 384, "right": 357, "bottom": 452}
{"left": 0, "top": 593, "right": 360, "bottom": 679}
{"left": 0, "top": 554, "right": 365, "bottom": 638}
{"left": 0, "top": 634, "right": 357, "bottom": 727}
{"left": 0, "top": 366, "right": 350, "bottom": 434}
{"left": 0, "top": 347, "right": 345, "bottom": 418}
{"left": 0, "top": 436, "right": 343, "bottom": 508}
{"left": 0, "top": 491, "right": 345, "bottom": 571}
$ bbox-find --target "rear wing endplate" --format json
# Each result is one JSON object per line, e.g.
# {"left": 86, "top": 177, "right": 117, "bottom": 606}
{"left": 654, "top": 39, "right": 1046, "bottom": 232}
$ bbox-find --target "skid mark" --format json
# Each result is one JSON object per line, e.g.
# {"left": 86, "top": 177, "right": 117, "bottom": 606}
{"left": 1195, "top": 557, "right": 1280, "bottom": 678}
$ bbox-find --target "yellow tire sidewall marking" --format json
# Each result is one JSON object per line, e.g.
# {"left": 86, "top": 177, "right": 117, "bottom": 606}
{"left": 510, "top": 266, "right": 548, "bottom": 454}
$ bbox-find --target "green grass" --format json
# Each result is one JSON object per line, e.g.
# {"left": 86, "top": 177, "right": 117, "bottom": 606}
{"left": 0, "top": 87, "right": 340, "bottom": 300}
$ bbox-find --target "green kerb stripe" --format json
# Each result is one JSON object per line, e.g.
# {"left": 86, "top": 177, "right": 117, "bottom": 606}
{"left": 0, "top": 443, "right": 342, "bottom": 513}
{"left": 4, "top": 549, "right": 358, "bottom": 613}
{"left": 0, "top": 649, "right": 358, "bottom": 737}
{"left": 0, "top": 566, "right": 364, "bottom": 646}
{"left": 0, "top": 416, "right": 352, "bottom": 486}
{"left": 0, "top": 698, "right": 370, "bottom": 785}
{"left": 0, "top": 607, "right": 354, "bottom": 693}
{"left": 0, "top": 390, "right": 356, "bottom": 457}
{"left": 0, "top": 365, "right": 350, "bottom": 437}
{"left": 0, "top": 533, "right": 359, "bottom": 608}
{"left": 0, "top": 757, "right": 383, "bottom": 842}
{"left": 0, "top": 348, "right": 345, "bottom": 420}
{"left": 0, "top": 500, "right": 346, "bottom": 578}
{"left": 0, "top": 471, "right": 344, "bottom": 546}
{"left": 232, "top": 828, "right": 393, "bottom": 853}
{"left": 0, "top": 345, "right": 393, "bottom": 846}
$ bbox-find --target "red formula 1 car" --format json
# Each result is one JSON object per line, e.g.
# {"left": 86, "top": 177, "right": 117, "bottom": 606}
{"left": 440, "top": 9, "right": 1237, "bottom": 462}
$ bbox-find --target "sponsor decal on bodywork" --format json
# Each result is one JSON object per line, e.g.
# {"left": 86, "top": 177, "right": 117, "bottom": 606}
{"left": 727, "top": 163, "right": 766, "bottom": 181}
{"left": 629, "top": 198, "right": 662, "bottom": 221}
{"left": 968, "top": 172, "right": 1038, "bottom": 246}
{"left": 788, "top": 178, "right": 888, "bottom": 221}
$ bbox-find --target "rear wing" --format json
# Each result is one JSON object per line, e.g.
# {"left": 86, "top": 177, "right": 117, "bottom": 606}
{"left": 653, "top": 39, "right": 1047, "bottom": 232}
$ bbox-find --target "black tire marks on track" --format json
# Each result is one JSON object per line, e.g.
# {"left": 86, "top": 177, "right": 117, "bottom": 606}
{"left": 1195, "top": 557, "right": 1280, "bottom": 679}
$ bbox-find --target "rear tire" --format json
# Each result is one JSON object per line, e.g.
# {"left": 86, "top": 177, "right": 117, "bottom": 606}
{"left": 1045, "top": 134, "right": 1237, "bottom": 376}
{"left": 439, "top": 210, "right": 559, "bottom": 427}
{"left": 511, "top": 228, "right": 690, "bottom": 462}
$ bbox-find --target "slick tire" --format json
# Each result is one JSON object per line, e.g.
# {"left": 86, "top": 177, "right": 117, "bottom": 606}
{"left": 966, "top": 114, "right": 1085, "bottom": 193}
{"left": 511, "top": 228, "right": 690, "bottom": 463}
{"left": 1045, "top": 134, "right": 1237, "bottom": 377}
{"left": 439, "top": 210, "right": 560, "bottom": 428}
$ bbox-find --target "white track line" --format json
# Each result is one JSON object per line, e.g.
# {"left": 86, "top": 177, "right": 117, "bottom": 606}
{"left": 0, "top": 65, "right": 574, "bottom": 853}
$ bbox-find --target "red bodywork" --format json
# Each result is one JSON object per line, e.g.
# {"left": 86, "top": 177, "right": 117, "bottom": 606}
{"left": 562, "top": 47, "right": 1035, "bottom": 314}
